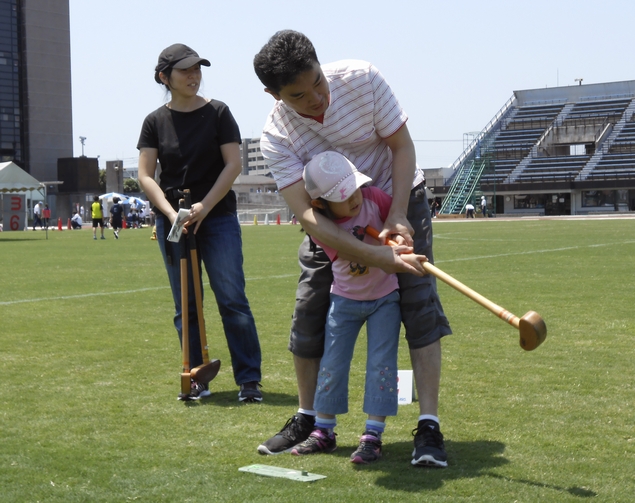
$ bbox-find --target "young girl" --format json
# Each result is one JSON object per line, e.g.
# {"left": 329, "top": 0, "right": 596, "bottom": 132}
{"left": 137, "top": 44, "right": 262, "bottom": 402}
{"left": 291, "top": 151, "right": 426, "bottom": 463}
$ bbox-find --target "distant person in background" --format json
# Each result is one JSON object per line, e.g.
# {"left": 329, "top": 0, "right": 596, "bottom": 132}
{"left": 110, "top": 196, "right": 124, "bottom": 239}
{"left": 33, "top": 201, "right": 43, "bottom": 230}
{"left": 71, "top": 211, "right": 82, "bottom": 229}
{"left": 42, "top": 204, "right": 51, "bottom": 228}
{"left": 480, "top": 195, "right": 487, "bottom": 216}
{"left": 430, "top": 200, "right": 439, "bottom": 218}
{"left": 127, "top": 208, "right": 140, "bottom": 228}
{"left": 91, "top": 195, "right": 105, "bottom": 240}
{"left": 465, "top": 203, "right": 475, "bottom": 218}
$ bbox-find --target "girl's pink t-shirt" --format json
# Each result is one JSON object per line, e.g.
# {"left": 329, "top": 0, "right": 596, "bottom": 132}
{"left": 312, "top": 186, "right": 399, "bottom": 301}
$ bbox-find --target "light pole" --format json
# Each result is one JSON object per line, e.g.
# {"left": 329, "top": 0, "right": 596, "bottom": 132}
{"left": 79, "top": 136, "right": 87, "bottom": 157}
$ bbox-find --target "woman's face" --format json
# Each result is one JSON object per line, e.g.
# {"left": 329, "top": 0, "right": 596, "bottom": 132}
{"left": 161, "top": 64, "right": 202, "bottom": 97}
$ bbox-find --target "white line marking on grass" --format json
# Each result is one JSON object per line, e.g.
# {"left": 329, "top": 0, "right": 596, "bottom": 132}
{"left": 0, "top": 286, "right": 169, "bottom": 306}
{"left": 0, "top": 274, "right": 299, "bottom": 306}
{"left": 436, "top": 240, "right": 635, "bottom": 264}
{"left": 246, "top": 274, "right": 298, "bottom": 281}
{"left": 3, "top": 236, "right": 633, "bottom": 306}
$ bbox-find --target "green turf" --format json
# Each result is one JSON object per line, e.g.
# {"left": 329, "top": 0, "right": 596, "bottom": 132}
{"left": 1, "top": 219, "right": 634, "bottom": 502}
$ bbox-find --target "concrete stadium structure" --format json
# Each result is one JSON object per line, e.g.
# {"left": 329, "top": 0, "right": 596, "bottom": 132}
{"left": 434, "top": 80, "right": 635, "bottom": 216}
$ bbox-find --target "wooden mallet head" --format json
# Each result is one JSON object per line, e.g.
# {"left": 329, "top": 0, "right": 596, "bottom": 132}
{"left": 518, "top": 311, "right": 547, "bottom": 351}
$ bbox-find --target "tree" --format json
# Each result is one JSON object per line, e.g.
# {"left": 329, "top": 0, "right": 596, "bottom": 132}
{"left": 98, "top": 169, "right": 106, "bottom": 193}
{"left": 124, "top": 178, "right": 140, "bottom": 193}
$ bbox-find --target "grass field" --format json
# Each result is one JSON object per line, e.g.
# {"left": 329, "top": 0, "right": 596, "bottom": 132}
{"left": 1, "top": 218, "right": 634, "bottom": 502}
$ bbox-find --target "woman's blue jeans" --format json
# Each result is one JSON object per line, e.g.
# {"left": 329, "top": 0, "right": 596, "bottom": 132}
{"left": 314, "top": 290, "right": 401, "bottom": 417}
{"left": 156, "top": 213, "right": 261, "bottom": 385}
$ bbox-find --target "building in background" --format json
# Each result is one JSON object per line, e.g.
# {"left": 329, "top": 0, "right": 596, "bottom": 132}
{"left": 240, "top": 138, "right": 269, "bottom": 176}
{"left": 434, "top": 80, "right": 635, "bottom": 216}
{"left": 0, "top": 0, "right": 73, "bottom": 218}
{"left": 0, "top": 0, "right": 72, "bottom": 181}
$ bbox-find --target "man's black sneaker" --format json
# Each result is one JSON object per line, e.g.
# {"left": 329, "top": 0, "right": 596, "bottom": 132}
{"left": 238, "top": 382, "right": 263, "bottom": 403}
{"left": 411, "top": 419, "right": 448, "bottom": 467}
{"left": 257, "top": 414, "right": 315, "bottom": 455}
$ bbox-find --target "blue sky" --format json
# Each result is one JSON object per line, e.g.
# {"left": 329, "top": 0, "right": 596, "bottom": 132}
{"left": 69, "top": 0, "right": 635, "bottom": 170}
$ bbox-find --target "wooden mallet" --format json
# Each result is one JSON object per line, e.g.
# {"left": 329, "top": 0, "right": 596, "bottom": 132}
{"left": 178, "top": 199, "right": 192, "bottom": 398}
{"left": 365, "top": 226, "right": 547, "bottom": 351}
{"left": 183, "top": 190, "right": 221, "bottom": 385}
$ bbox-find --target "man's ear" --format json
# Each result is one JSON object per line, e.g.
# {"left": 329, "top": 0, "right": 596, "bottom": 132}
{"left": 264, "top": 88, "right": 281, "bottom": 101}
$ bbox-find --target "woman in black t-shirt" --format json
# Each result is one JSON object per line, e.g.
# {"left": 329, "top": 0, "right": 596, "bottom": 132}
{"left": 137, "top": 44, "right": 262, "bottom": 402}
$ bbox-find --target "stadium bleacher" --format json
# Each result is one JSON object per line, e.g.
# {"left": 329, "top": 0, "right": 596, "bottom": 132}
{"left": 436, "top": 81, "right": 635, "bottom": 216}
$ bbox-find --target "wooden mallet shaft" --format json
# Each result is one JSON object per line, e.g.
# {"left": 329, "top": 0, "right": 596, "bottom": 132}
{"left": 183, "top": 190, "right": 221, "bottom": 385}
{"left": 365, "top": 226, "right": 547, "bottom": 351}
{"left": 179, "top": 199, "right": 191, "bottom": 395}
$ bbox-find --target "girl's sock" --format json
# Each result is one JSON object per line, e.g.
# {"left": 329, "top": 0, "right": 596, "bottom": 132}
{"left": 315, "top": 416, "right": 337, "bottom": 434}
{"left": 365, "top": 419, "right": 386, "bottom": 439}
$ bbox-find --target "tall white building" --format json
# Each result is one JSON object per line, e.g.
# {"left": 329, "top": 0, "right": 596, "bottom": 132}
{"left": 240, "top": 138, "right": 269, "bottom": 176}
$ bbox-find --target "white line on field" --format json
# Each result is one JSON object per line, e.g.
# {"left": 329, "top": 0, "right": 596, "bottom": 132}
{"left": 2, "top": 239, "right": 633, "bottom": 306}
{"left": 0, "top": 274, "right": 298, "bottom": 306}
{"left": 435, "top": 240, "right": 635, "bottom": 264}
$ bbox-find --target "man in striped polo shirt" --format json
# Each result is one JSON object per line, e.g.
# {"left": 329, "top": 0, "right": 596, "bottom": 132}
{"left": 253, "top": 30, "right": 452, "bottom": 467}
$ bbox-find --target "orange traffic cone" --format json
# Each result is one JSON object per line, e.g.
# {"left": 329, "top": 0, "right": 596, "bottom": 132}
{"left": 123, "top": 219, "right": 127, "bottom": 229}
{"left": 57, "top": 217, "right": 62, "bottom": 230}
{"left": 276, "top": 214, "right": 281, "bottom": 225}
{"left": 67, "top": 218, "right": 72, "bottom": 230}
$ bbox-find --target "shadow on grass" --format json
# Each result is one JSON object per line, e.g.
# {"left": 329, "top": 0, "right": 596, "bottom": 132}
{"left": 483, "top": 473, "right": 596, "bottom": 498}
{"left": 330, "top": 440, "right": 595, "bottom": 498}
{"left": 181, "top": 390, "right": 298, "bottom": 407}
{"left": 0, "top": 236, "right": 46, "bottom": 242}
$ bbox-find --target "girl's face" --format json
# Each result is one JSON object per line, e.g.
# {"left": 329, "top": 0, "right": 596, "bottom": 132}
{"left": 325, "top": 188, "right": 364, "bottom": 219}
{"left": 162, "top": 64, "right": 202, "bottom": 98}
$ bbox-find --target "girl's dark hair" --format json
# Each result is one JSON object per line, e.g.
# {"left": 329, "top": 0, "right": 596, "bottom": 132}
{"left": 312, "top": 198, "right": 337, "bottom": 220}
{"left": 253, "top": 30, "right": 320, "bottom": 94}
{"left": 300, "top": 198, "right": 337, "bottom": 234}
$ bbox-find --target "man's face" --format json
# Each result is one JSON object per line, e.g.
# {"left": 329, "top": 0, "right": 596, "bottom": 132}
{"left": 266, "top": 62, "right": 330, "bottom": 117}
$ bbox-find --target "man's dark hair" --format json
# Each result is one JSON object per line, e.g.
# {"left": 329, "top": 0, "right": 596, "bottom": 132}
{"left": 253, "top": 30, "right": 320, "bottom": 94}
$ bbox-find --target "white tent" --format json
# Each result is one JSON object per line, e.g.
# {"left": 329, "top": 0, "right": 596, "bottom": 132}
{"left": 0, "top": 162, "right": 45, "bottom": 232}
{"left": 0, "top": 161, "right": 43, "bottom": 193}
